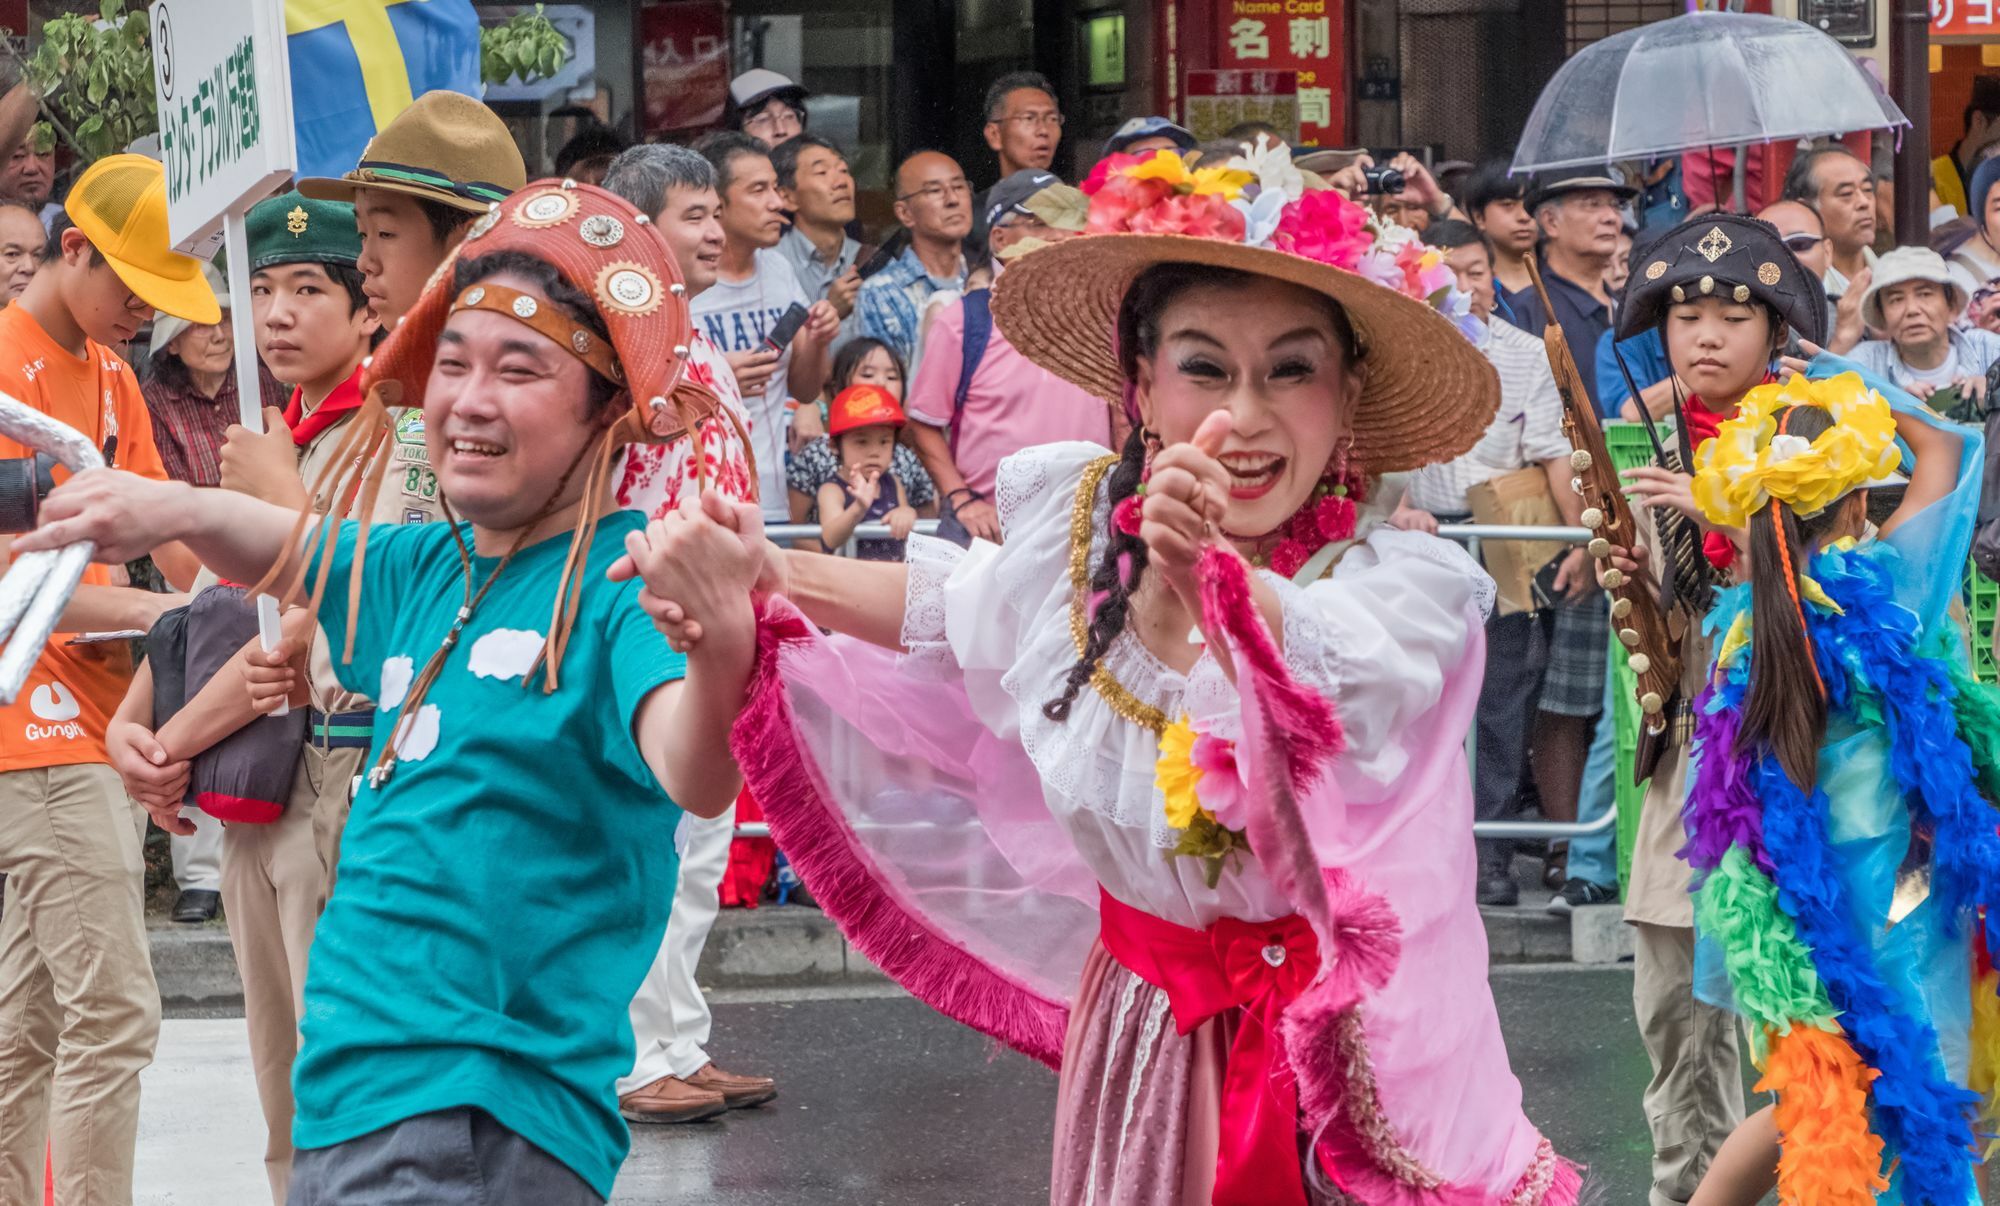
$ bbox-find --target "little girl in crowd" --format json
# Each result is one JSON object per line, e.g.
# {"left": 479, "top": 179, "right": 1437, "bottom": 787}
{"left": 813, "top": 385, "right": 922, "bottom": 561}
{"left": 786, "top": 336, "right": 936, "bottom": 544}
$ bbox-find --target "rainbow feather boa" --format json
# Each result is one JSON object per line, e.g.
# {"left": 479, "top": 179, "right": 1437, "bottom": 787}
{"left": 1684, "top": 540, "right": 2000, "bottom": 1205}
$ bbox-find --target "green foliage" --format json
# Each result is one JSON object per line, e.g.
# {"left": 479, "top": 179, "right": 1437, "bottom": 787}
{"left": 481, "top": 5, "right": 571, "bottom": 86}
{"left": 26, "top": 0, "right": 156, "bottom": 161}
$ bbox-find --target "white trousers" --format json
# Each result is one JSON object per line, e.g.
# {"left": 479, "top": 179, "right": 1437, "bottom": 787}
{"left": 169, "top": 806, "right": 224, "bottom": 893}
{"left": 619, "top": 804, "right": 735, "bottom": 1094}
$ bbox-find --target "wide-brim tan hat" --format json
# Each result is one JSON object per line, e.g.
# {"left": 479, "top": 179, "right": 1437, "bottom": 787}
{"left": 991, "top": 233, "right": 1499, "bottom": 473}
{"left": 298, "top": 91, "right": 527, "bottom": 216}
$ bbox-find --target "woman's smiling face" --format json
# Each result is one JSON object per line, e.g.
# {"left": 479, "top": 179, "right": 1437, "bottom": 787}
{"left": 1132, "top": 273, "right": 1360, "bottom": 539}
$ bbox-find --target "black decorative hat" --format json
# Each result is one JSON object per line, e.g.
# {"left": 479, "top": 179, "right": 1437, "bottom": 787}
{"left": 1616, "top": 214, "right": 1826, "bottom": 345}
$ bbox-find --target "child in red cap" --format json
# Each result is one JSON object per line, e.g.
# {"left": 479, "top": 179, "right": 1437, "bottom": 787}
{"left": 816, "top": 384, "right": 922, "bottom": 560}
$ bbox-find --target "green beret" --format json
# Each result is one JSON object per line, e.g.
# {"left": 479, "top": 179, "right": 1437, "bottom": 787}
{"left": 246, "top": 190, "right": 360, "bottom": 272}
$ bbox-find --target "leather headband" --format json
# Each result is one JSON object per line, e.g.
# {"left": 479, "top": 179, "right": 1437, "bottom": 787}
{"left": 448, "top": 283, "right": 626, "bottom": 386}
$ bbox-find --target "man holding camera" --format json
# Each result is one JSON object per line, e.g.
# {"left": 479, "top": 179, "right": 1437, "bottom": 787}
{"left": 0, "top": 153, "right": 217, "bottom": 1206}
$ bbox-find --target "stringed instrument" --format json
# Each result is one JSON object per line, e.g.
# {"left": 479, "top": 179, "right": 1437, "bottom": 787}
{"left": 1525, "top": 254, "right": 1683, "bottom": 784}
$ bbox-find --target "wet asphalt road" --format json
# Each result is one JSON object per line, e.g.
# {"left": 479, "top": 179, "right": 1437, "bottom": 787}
{"left": 611, "top": 968, "right": 1675, "bottom": 1206}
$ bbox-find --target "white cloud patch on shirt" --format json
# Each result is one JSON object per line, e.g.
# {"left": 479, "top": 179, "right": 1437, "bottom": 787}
{"left": 378, "top": 656, "right": 414, "bottom": 710}
{"left": 393, "top": 704, "right": 441, "bottom": 763}
{"left": 467, "top": 628, "right": 544, "bottom": 681}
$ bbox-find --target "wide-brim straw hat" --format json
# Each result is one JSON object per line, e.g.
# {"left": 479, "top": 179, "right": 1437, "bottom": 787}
{"left": 991, "top": 233, "right": 1499, "bottom": 473}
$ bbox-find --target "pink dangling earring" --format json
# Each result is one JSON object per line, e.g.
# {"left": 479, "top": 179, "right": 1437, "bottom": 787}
{"left": 1112, "top": 430, "right": 1159, "bottom": 538}
{"left": 1309, "top": 437, "right": 1365, "bottom": 545}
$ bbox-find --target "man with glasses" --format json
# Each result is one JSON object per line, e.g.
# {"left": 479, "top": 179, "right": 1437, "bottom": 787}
{"left": 856, "top": 151, "right": 972, "bottom": 372}
{"left": 905, "top": 170, "right": 1109, "bottom": 544}
{"left": 975, "top": 72, "right": 1062, "bottom": 244}
{"left": 728, "top": 69, "right": 808, "bottom": 150}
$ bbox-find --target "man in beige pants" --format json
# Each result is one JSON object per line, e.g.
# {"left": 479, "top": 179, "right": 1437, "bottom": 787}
{"left": 0, "top": 154, "right": 216, "bottom": 1206}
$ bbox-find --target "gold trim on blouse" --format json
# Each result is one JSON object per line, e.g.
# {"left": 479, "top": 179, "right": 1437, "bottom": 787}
{"left": 1067, "top": 455, "right": 1170, "bottom": 735}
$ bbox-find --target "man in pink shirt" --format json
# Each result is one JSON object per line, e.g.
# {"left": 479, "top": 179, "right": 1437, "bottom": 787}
{"left": 905, "top": 170, "right": 1113, "bottom": 542}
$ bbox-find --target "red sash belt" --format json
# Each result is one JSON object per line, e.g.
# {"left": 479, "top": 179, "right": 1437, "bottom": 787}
{"left": 1096, "top": 888, "right": 1320, "bottom": 1206}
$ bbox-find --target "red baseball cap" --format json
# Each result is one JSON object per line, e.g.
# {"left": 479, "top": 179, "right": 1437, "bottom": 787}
{"left": 828, "top": 384, "right": 906, "bottom": 436}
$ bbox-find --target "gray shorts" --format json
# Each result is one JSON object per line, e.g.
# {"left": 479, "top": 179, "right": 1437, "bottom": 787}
{"left": 287, "top": 1108, "right": 602, "bottom": 1205}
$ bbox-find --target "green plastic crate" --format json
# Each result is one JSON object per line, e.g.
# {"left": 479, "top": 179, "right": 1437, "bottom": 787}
{"left": 1601, "top": 422, "right": 1670, "bottom": 888}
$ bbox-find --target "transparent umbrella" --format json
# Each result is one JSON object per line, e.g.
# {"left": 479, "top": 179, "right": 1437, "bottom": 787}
{"left": 1511, "top": 11, "right": 1907, "bottom": 174}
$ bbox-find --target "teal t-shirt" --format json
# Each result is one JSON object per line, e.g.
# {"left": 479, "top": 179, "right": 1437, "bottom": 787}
{"left": 292, "top": 512, "right": 687, "bottom": 1199}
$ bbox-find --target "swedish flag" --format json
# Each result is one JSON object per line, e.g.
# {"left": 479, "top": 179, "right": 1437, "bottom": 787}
{"left": 287, "top": 0, "right": 483, "bottom": 180}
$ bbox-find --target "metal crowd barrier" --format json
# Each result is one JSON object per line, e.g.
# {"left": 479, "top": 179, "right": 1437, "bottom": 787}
{"left": 731, "top": 522, "right": 1612, "bottom": 843}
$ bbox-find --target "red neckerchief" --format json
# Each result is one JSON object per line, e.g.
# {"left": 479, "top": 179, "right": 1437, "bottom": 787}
{"left": 284, "top": 364, "right": 366, "bottom": 448}
{"left": 1683, "top": 373, "right": 1775, "bottom": 570}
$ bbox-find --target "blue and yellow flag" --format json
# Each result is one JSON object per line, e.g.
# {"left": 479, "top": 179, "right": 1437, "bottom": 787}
{"left": 286, "top": 0, "right": 483, "bottom": 181}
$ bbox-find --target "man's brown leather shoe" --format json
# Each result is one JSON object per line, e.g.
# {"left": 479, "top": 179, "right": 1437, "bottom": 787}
{"left": 619, "top": 1076, "right": 727, "bottom": 1124}
{"left": 685, "top": 1062, "right": 777, "bottom": 1109}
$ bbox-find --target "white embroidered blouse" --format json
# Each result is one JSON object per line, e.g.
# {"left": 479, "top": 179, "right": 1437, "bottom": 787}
{"left": 899, "top": 441, "right": 1495, "bottom": 930}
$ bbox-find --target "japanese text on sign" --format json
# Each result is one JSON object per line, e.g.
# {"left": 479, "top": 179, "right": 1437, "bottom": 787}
{"left": 159, "top": 35, "right": 261, "bottom": 205}
{"left": 1185, "top": 70, "right": 1300, "bottom": 145}
{"left": 1935, "top": 0, "right": 1997, "bottom": 34}
{"left": 1215, "top": 0, "right": 1341, "bottom": 144}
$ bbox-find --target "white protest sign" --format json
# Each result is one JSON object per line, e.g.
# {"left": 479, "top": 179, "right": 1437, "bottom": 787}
{"left": 150, "top": 0, "right": 296, "bottom": 256}
{"left": 152, "top": 0, "right": 300, "bottom": 710}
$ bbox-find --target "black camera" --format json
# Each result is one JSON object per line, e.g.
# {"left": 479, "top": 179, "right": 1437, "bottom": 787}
{"left": 1361, "top": 166, "right": 1406, "bottom": 196}
{"left": 0, "top": 453, "right": 56, "bottom": 534}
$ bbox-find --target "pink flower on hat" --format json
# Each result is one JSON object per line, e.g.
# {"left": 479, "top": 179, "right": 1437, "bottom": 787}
{"left": 1086, "top": 170, "right": 1176, "bottom": 233}
{"left": 1126, "top": 193, "right": 1247, "bottom": 240}
{"left": 1270, "top": 189, "right": 1372, "bottom": 271}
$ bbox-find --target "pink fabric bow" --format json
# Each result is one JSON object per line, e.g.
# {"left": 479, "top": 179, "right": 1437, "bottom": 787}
{"left": 1097, "top": 889, "right": 1322, "bottom": 1206}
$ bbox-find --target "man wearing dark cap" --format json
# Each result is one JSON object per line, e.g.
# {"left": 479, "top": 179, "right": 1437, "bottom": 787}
{"left": 904, "top": 170, "right": 1110, "bottom": 544}
{"left": 1604, "top": 214, "right": 1829, "bottom": 1206}
{"left": 1503, "top": 170, "right": 1634, "bottom": 901}
{"left": 1100, "top": 116, "right": 1195, "bottom": 161}
{"left": 728, "top": 68, "right": 808, "bottom": 148}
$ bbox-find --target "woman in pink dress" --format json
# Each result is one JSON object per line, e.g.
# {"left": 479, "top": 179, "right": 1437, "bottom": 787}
{"left": 649, "top": 145, "right": 1580, "bottom": 1205}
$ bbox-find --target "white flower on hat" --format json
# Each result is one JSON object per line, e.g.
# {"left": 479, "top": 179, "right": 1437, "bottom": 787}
{"left": 1227, "top": 134, "right": 1305, "bottom": 203}
{"left": 1233, "top": 189, "right": 1287, "bottom": 249}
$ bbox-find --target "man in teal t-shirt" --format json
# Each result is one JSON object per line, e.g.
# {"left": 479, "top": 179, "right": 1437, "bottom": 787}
{"left": 18, "top": 183, "right": 766, "bottom": 1204}
{"left": 288, "top": 510, "right": 687, "bottom": 1198}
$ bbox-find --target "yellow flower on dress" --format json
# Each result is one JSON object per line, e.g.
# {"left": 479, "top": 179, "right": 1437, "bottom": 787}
{"left": 1122, "top": 150, "right": 1253, "bottom": 200}
{"left": 1157, "top": 715, "right": 1208, "bottom": 830}
{"left": 1691, "top": 372, "right": 1901, "bottom": 528}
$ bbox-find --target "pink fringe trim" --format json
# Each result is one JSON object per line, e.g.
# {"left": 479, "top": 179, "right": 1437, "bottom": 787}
{"left": 1196, "top": 547, "right": 1579, "bottom": 1206}
{"left": 729, "top": 602, "right": 1070, "bottom": 1069}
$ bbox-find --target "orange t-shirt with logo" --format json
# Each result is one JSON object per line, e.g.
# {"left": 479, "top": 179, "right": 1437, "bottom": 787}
{"left": 0, "top": 303, "right": 168, "bottom": 771}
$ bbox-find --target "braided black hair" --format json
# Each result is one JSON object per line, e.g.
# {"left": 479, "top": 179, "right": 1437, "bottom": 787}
{"left": 1043, "top": 420, "right": 1151, "bottom": 722}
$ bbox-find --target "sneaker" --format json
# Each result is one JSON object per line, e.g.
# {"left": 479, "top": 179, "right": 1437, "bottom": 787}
{"left": 1546, "top": 878, "right": 1617, "bottom": 915}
